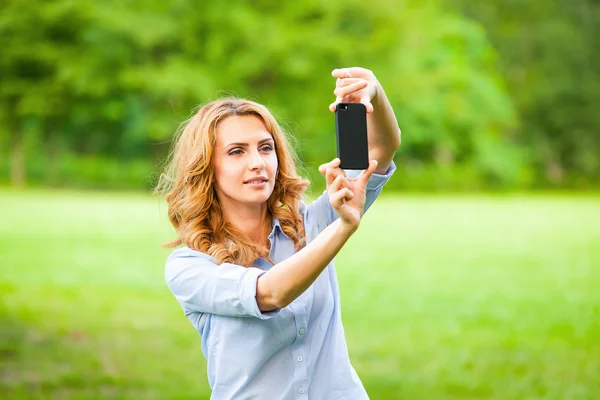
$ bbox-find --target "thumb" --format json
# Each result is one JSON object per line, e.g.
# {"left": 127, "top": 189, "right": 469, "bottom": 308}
{"left": 358, "top": 160, "right": 378, "bottom": 185}
{"left": 360, "top": 96, "right": 374, "bottom": 113}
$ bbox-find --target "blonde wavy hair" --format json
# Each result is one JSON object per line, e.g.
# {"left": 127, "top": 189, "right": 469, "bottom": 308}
{"left": 156, "top": 98, "right": 310, "bottom": 267}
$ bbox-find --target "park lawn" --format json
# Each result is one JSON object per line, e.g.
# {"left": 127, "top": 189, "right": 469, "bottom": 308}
{"left": 1, "top": 189, "right": 599, "bottom": 399}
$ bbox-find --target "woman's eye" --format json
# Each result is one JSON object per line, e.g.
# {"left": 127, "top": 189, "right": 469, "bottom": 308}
{"left": 228, "top": 145, "right": 272, "bottom": 156}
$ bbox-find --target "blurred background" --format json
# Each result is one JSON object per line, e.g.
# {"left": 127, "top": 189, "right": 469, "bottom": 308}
{"left": 1, "top": 0, "right": 599, "bottom": 399}
{"left": 1, "top": 0, "right": 599, "bottom": 191}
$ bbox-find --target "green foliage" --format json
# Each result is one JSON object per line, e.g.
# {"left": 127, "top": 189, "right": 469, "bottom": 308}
{"left": 448, "top": 0, "right": 600, "bottom": 187}
{"left": 2, "top": 0, "right": 596, "bottom": 190}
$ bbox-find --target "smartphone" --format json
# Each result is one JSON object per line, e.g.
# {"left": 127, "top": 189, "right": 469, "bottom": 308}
{"left": 335, "top": 103, "right": 369, "bottom": 170}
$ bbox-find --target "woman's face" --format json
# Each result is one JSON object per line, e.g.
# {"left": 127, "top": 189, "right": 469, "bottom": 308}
{"left": 213, "top": 115, "right": 278, "bottom": 211}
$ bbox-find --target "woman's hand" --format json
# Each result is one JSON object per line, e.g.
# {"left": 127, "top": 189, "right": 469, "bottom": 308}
{"left": 328, "top": 67, "right": 401, "bottom": 175}
{"left": 318, "top": 158, "right": 379, "bottom": 229}
{"left": 328, "top": 67, "right": 381, "bottom": 114}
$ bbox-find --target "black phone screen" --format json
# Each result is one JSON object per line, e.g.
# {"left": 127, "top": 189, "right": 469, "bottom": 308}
{"left": 335, "top": 103, "right": 369, "bottom": 170}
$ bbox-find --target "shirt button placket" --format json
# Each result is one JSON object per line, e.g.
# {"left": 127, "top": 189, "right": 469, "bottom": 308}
{"left": 291, "top": 305, "right": 308, "bottom": 399}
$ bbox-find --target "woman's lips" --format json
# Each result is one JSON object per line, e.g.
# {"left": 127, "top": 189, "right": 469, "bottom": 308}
{"left": 244, "top": 179, "right": 267, "bottom": 188}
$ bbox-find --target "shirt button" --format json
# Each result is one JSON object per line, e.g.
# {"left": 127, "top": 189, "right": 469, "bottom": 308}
{"left": 297, "top": 356, "right": 303, "bottom": 362}
{"left": 299, "top": 328, "right": 306, "bottom": 335}
{"left": 299, "top": 388, "right": 305, "bottom": 394}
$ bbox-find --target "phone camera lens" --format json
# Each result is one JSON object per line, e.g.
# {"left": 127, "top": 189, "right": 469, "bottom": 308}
{"left": 340, "top": 104, "right": 347, "bottom": 110}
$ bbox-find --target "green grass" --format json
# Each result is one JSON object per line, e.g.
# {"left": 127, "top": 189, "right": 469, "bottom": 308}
{"left": 1, "top": 189, "right": 599, "bottom": 399}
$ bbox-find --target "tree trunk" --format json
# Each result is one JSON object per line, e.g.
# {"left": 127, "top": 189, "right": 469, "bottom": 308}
{"left": 44, "top": 129, "right": 60, "bottom": 187}
{"left": 10, "top": 129, "right": 26, "bottom": 188}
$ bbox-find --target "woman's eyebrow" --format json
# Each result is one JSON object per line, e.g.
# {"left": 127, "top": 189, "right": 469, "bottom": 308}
{"left": 225, "top": 138, "right": 274, "bottom": 148}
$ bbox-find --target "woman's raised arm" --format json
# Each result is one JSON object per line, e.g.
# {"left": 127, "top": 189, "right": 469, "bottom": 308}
{"left": 256, "top": 158, "right": 378, "bottom": 311}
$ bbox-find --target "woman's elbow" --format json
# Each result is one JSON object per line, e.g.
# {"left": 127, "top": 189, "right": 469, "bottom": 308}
{"left": 256, "top": 276, "right": 289, "bottom": 311}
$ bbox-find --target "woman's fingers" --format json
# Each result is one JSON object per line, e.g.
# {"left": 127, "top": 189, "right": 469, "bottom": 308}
{"left": 318, "top": 158, "right": 340, "bottom": 177}
{"left": 356, "top": 160, "right": 379, "bottom": 185}
{"left": 359, "top": 95, "right": 374, "bottom": 113}
{"left": 329, "top": 67, "right": 377, "bottom": 112}
{"left": 335, "top": 78, "right": 364, "bottom": 88}
{"left": 319, "top": 158, "right": 346, "bottom": 189}
{"left": 329, "top": 79, "right": 369, "bottom": 112}
{"left": 333, "top": 80, "right": 369, "bottom": 100}
{"left": 328, "top": 174, "right": 353, "bottom": 209}
{"left": 331, "top": 67, "right": 375, "bottom": 80}
{"left": 326, "top": 167, "right": 338, "bottom": 188}
{"left": 329, "top": 187, "right": 354, "bottom": 209}
{"left": 329, "top": 173, "right": 350, "bottom": 193}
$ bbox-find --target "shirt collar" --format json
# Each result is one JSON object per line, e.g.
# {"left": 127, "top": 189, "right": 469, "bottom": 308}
{"left": 270, "top": 216, "right": 289, "bottom": 240}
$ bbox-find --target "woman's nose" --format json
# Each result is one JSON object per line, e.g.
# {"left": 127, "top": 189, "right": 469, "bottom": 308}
{"left": 248, "top": 150, "right": 265, "bottom": 170}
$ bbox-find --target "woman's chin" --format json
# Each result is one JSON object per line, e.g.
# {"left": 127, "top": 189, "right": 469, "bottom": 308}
{"left": 242, "top": 192, "right": 273, "bottom": 205}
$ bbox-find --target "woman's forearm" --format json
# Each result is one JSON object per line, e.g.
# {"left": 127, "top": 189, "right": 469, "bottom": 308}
{"left": 256, "top": 219, "right": 356, "bottom": 311}
{"left": 367, "top": 85, "right": 402, "bottom": 174}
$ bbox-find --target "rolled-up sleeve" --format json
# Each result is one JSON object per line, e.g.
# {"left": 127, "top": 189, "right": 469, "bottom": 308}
{"left": 307, "top": 161, "right": 397, "bottom": 229}
{"left": 165, "top": 249, "right": 280, "bottom": 319}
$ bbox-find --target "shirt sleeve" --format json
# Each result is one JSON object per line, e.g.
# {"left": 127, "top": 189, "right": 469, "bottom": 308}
{"left": 306, "top": 161, "right": 397, "bottom": 231}
{"left": 165, "top": 249, "right": 280, "bottom": 319}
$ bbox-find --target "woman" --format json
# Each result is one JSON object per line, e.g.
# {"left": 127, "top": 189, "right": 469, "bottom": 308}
{"left": 159, "top": 67, "right": 401, "bottom": 399}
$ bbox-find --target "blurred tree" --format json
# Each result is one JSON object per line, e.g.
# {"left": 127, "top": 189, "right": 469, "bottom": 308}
{"left": 0, "top": 1, "right": 114, "bottom": 186}
{"left": 0, "top": 0, "right": 75, "bottom": 186}
{"left": 95, "top": 0, "right": 519, "bottom": 189}
{"left": 449, "top": 0, "right": 600, "bottom": 187}
{"left": 1, "top": 0, "right": 520, "bottom": 190}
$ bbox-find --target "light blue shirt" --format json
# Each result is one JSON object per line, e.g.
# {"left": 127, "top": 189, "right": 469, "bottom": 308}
{"left": 165, "top": 162, "right": 396, "bottom": 400}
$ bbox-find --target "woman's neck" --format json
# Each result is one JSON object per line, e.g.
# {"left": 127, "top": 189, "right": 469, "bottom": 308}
{"left": 222, "top": 203, "right": 271, "bottom": 247}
